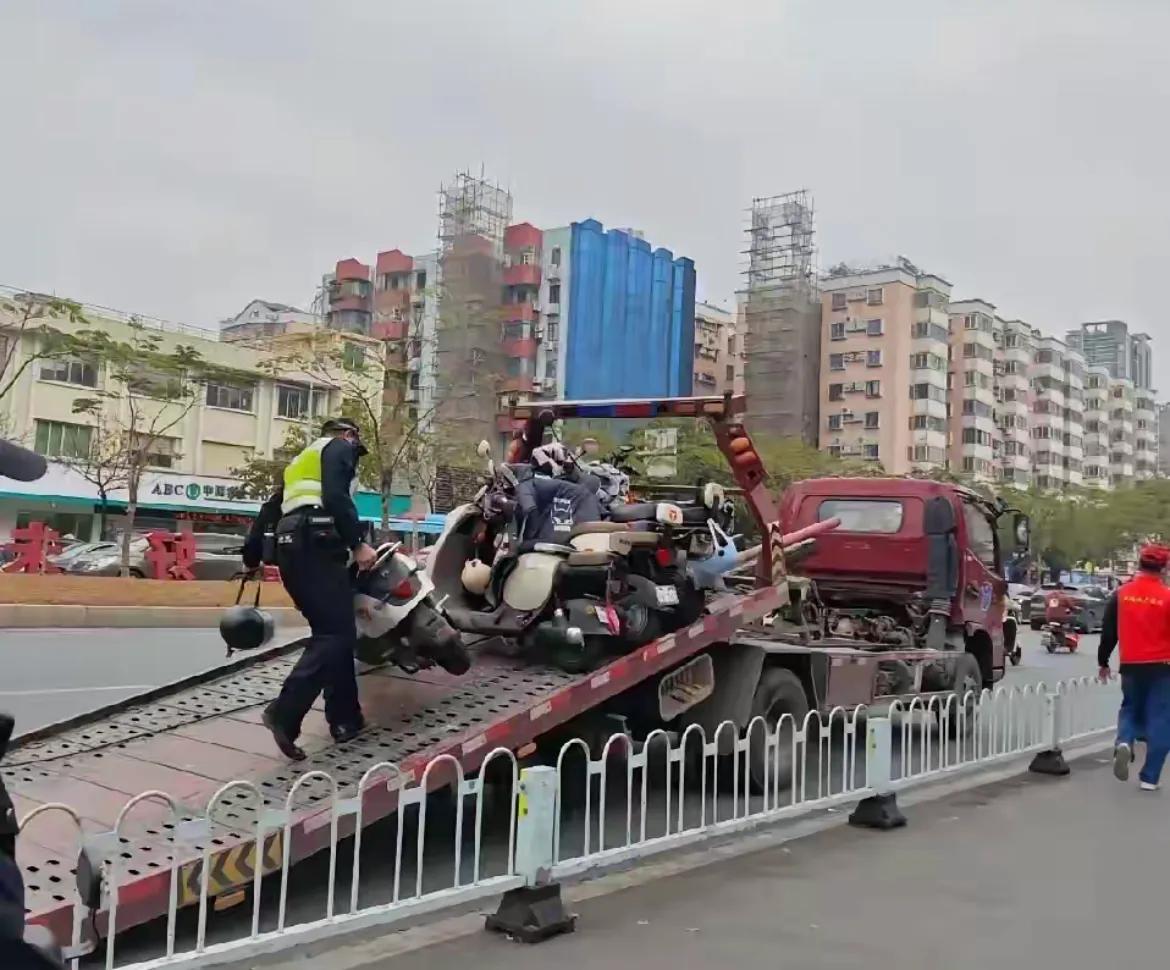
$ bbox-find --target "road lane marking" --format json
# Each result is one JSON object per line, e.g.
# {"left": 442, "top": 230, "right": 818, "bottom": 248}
{"left": 0, "top": 685, "right": 154, "bottom": 696}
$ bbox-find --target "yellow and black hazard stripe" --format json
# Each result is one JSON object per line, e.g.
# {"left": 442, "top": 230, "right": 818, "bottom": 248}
{"left": 177, "top": 831, "right": 283, "bottom": 908}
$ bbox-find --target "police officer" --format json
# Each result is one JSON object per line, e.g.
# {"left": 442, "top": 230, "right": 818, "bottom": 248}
{"left": 1098, "top": 543, "right": 1170, "bottom": 791}
{"left": 243, "top": 418, "right": 377, "bottom": 761}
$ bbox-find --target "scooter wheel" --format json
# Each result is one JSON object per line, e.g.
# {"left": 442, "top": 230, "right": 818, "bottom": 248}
{"left": 1009, "top": 649, "right": 1022, "bottom": 666}
{"left": 1045, "top": 640, "right": 1056, "bottom": 654}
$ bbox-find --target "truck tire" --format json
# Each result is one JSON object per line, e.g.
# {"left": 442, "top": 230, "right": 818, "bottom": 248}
{"left": 946, "top": 654, "right": 983, "bottom": 732}
{"left": 747, "top": 667, "right": 809, "bottom": 795}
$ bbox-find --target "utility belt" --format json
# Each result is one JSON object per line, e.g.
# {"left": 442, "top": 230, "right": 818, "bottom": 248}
{"left": 270, "top": 507, "right": 345, "bottom": 561}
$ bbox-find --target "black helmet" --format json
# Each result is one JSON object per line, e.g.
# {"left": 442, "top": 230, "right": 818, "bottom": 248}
{"left": 321, "top": 417, "right": 360, "bottom": 436}
{"left": 219, "top": 604, "right": 275, "bottom": 655}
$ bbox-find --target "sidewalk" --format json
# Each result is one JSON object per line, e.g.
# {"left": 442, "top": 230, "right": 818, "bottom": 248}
{"left": 291, "top": 753, "right": 1166, "bottom": 970}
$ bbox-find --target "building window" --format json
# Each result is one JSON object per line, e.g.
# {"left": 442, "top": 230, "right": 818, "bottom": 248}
{"left": 414, "top": 270, "right": 427, "bottom": 290}
{"left": 205, "top": 382, "right": 255, "bottom": 412}
{"left": 863, "top": 443, "right": 880, "bottom": 460}
{"left": 550, "top": 247, "right": 561, "bottom": 267}
{"left": 409, "top": 372, "right": 421, "bottom": 390}
{"left": 829, "top": 383, "right": 844, "bottom": 402}
{"left": 829, "top": 353, "right": 845, "bottom": 371}
{"left": 548, "top": 283, "right": 561, "bottom": 305}
{"left": 866, "top": 349, "right": 882, "bottom": 367}
{"left": 831, "top": 292, "right": 847, "bottom": 311}
{"left": 866, "top": 288, "right": 883, "bottom": 306}
{"left": 830, "top": 322, "right": 845, "bottom": 341}
{"left": 546, "top": 315, "right": 559, "bottom": 343}
{"left": 726, "top": 364, "right": 735, "bottom": 382}
{"left": 864, "top": 411, "right": 879, "bottom": 430}
{"left": 828, "top": 414, "right": 843, "bottom": 431}
{"left": 867, "top": 319, "right": 883, "bottom": 336}
{"left": 865, "top": 380, "right": 881, "bottom": 398}
{"left": 34, "top": 419, "right": 93, "bottom": 459}
{"left": 39, "top": 357, "right": 98, "bottom": 388}
{"left": 277, "top": 384, "right": 327, "bottom": 420}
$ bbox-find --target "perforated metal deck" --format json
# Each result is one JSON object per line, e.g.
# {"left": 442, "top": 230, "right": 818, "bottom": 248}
{"left": 9, "top": 584, "right": 781, "bottom": 942}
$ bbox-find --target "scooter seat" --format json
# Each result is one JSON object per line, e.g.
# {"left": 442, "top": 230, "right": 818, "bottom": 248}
{"left": 608, "top": 502, "right": 661, "bottom": 523}
{"left": 566, "top": 550, "right": 613, "bottom": 567}
{"left": 570, "top": 520, "right": 629, "bottom": 537}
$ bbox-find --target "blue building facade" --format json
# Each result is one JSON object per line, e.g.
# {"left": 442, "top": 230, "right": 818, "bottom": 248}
{"left": 564, "top": 219, "right": 695, "bottom": 400}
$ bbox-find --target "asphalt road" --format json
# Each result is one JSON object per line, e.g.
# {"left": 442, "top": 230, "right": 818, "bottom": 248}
{"left": 0, "top": 627, "right": 308, "bottom": 735}
{"left": 1, "top": 623, "right": 1099, "bottom": 738}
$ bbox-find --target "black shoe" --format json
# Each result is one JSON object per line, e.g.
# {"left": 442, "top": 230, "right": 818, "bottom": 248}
{"left": 263, "top": 704, "right": 306, "bottom": 761}
{"left": 330, "top": 715, "right": 366, "bottom": 744}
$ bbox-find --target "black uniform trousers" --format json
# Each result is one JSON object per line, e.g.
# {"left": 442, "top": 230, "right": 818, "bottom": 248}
{"left": 269, "top": 514, "right": 362, "bottom": 739}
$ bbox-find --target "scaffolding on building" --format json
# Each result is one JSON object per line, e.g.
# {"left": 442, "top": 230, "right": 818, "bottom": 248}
{"left": 433, "top": 169, "right": 514, "bottom": 445}
{"left": 740, "top": 189, "right": 822, "bottom": 444}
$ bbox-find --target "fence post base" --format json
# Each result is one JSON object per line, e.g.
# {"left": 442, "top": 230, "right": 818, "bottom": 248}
{"left": 485, "top": 884, "right": 577, "bottom": 943}
{"left": 848, "top": 793, "right": 906, "bottom": 830}
{"left": 1028, "top": 749, "right": 1070, "bottom": 776}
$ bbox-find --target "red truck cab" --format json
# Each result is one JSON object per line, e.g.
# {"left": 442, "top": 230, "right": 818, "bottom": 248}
{"left": 779, "top": 477, "right": 1025, "bottom": 687}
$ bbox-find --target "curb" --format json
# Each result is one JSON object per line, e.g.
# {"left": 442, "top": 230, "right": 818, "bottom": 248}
{"left": 0, "top": 604, "right": 305, "bottom": 628}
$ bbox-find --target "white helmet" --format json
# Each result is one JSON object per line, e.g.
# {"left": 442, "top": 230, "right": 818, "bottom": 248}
{"left": 461, "top": 558, "right": 492, "bottom": 596}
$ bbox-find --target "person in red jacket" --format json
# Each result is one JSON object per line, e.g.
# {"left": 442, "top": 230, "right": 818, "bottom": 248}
{"left": 1098, "top": 543, "right": 1170, "bottom": 791}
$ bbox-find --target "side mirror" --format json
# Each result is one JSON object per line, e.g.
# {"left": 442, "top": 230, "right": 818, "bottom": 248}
{"left": 1012, "top": 513, "right": 1031, "bottom": 552}
{"left": 476, "top": 440, "right": 492, "bottom": 459}
{"left": 579, "top": 437, "right": 600, "bottom": 456}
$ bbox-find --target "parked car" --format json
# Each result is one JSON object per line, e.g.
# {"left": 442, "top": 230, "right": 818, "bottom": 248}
{"left": 64, "top": 532, "right": 246, "bottom": 579}
{"left": 1028, "top": 583, "right": 1109, "bottom": 632}
{"left": 1009, "top": 583, "right": 1035, "bottom": 622}
{"left": 48, "top": 540, "right": 117, "bottom": 569}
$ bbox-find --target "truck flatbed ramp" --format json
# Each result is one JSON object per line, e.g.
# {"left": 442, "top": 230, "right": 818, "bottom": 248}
{"left": 7, "top": 585, "right": 782, "bottom": 944}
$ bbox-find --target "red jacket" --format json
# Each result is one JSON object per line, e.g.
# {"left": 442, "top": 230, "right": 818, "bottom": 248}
{"left": 1117, "top": 573, "right": 1170, "bottom": 665}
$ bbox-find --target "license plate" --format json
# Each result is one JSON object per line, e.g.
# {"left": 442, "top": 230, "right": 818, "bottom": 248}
{"left": 655, "top": 584, "right": 680, "bottom": 606}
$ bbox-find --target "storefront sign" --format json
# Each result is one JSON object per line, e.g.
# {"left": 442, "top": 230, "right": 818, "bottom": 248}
{"left": 149, "top": 480, "right": 247, "bottom": 503}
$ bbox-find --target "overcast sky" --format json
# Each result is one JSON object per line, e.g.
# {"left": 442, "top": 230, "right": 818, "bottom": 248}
{"left": 2, "top": 1, "right": 1167, "bottom": 363}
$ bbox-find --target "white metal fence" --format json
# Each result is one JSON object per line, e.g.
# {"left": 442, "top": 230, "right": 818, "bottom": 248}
{"left": 18, "top": 677, "right": 1119, "bottom": 969}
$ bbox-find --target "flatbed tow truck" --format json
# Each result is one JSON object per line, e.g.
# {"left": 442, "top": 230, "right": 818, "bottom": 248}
{"left": 6, "top": 394, "right": 1018, "bottom": 952}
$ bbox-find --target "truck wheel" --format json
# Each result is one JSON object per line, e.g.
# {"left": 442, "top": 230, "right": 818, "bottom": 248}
{"left": 946, "top": 654, "right": 983, "bottom": 732}
{"left": 747, "top": 667, "right": 809, "bottom": 795}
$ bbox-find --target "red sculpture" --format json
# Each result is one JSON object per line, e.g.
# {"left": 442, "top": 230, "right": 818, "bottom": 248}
{"left": 1, "top": 521, "right": 63, "bottom": 574}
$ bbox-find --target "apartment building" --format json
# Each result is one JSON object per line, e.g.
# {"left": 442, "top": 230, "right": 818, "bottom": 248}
{"left": 948, "top": 300, "right": 999, "bottom": 482}
{"left": 1026, "top": 336, "right": 1086, "bottom": 490}
{"left": 819, "top": 265, "right": 952, "bottom": 473}
{"left": 1082, "top": 366, "right": 1112, "bottom": 488}
{"left": 0, "top": 296, "right": 388, "bottom": 543}
{"left": 1159, "top": 403, "right": 1170, "bottom": 476}
{"left": 1134, "top": 386, "right": 1158, "bottom": 479}
{"left": 996, "top": 318, "right": 1036, "bottom": 486}
{"left": 220, "top": 300, "right": 318, "bottom": 343}
{"left": 693, "top": 302, "right": 743, "bottom": 395}
{"left": 1066, "top": 320, "right": 1153, "bottom": 389}
{"left": 323, "top": 217, "right": 697, "bottom": 446}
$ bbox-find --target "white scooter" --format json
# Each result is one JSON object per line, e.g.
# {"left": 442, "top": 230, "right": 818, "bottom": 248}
{"left": 352, "top": 542, "right": 470, "bottom": 675}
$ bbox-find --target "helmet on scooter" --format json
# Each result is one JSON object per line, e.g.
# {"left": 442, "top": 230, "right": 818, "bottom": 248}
{"left": 219, "top": 604, "right": 275, "bottom": 654}
{"left": 461, "top": 558, "right": 492, "bottom": 596}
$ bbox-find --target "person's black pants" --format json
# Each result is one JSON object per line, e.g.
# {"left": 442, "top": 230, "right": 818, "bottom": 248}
{"left": 270, "top": 521, "right": 361, "bottom": 740}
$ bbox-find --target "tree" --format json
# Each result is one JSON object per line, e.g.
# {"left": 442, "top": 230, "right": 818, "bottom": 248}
{"left": 61, "top": 409, "right": 130, "bottom": 538}
{"left": 230, "top": 424, "right": 308, "bottom": 500}
{"left": 70, "top": 319, "right": 250, "bottom": 576}
{"left": 0, "top": 291, "right": 92, "bottom": 406}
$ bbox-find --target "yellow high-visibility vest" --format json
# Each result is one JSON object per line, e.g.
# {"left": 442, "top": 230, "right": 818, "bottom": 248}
{"left": 281, "top": 438, "right": 331, "bottom": 515}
